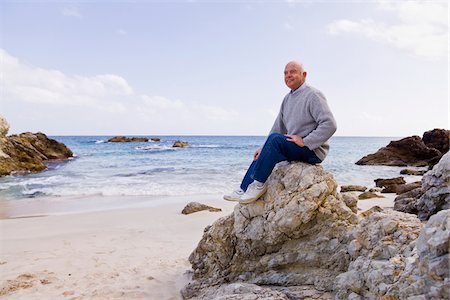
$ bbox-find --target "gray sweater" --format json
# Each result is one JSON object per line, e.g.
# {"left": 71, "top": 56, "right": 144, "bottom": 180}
{"left": 270, "top": 84, "right": 337, "bottom": 161}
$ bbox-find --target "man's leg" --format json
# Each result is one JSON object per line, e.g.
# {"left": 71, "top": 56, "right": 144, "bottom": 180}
{"left": 252, "top": 133, "right": 321, "bottom": 183}
{"left": 240, "top": 160, "right": 257, "bottom": 192}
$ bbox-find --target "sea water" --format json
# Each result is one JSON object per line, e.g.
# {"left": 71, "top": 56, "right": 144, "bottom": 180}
{"left": 0, "top": 136, "right": 420, "bottom": 201}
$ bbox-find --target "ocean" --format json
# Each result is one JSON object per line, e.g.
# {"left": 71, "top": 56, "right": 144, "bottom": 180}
{"left": 0, "top": 136, "right": 422, "bottom": 202}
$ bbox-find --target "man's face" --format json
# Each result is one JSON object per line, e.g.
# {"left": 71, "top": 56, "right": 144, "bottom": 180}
{"left": 284, "top": 63, "right": 306, "bottom": 91}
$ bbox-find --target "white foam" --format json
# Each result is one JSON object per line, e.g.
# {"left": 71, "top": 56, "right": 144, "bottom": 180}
{"left": 190, "top": 144, "right": 221, "bottom": 148}
{"left": 135, "top": 145, "right": 176, "bottom": 151}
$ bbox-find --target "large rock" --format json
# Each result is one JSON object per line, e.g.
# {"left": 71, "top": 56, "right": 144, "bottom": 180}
{"left": 335, "top": 208, "right": 450, "bottom": 299}
{"left": 0, "top": 131, "right": 73, "bottom": 176}
{"left": 182, "top": 162, "right": 358, "bottom": 298}
{"left": 416, "top": 151, "right": 450, "bottom": 220}
{"left": 422, "top": 128, "right": 449, "bottom": 155}
{"left": 356, "top": 135, "right": 442, "bottom": 167}
{"left": 183, "top": 162, "right": 450, "bottom": 299}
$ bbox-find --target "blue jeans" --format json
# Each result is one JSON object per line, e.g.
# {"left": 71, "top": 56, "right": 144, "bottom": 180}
{"left": 240, "top": 133, "right": 322, "bottom": 191}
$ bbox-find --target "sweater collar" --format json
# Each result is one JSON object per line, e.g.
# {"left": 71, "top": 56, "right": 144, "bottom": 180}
{"left": 290, "top": 83, "right": 307, "bottom": 96}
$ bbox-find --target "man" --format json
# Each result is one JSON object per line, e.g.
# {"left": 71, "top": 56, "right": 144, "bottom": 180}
{"left": 224, "top": 61, "right": 337, "bottom": 204}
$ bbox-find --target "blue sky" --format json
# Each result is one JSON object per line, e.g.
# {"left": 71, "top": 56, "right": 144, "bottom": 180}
{"left": 1, "top": 0, "right": 448, "bottom": 136}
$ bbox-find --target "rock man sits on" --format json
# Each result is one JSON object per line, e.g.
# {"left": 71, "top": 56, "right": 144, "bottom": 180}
{"left": 224, "top": 61, "right": 337, "bottom": 204}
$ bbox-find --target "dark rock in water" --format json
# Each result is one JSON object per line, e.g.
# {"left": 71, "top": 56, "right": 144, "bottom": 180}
{"left": 400, "top": 169, "right": 427, "bottom": 176}
{"left": 375, "top": 177, "right": 406, "bottom": 188}
{"left": 150, "top": 138, "right": 161, "bottom": 142}
{"left": 422, "top": 128, "right": 449, "bottom": 155}
{"left": 107, "top": 136, "right": 149, "bottom": 143}
{"left": 375, "top": 178, "right": 420, "bottom": 195}
{"left": 358, "top": 191, "right": 384, "bottom": 200}
{"left": 173, "top": 140, "right": 189, "bottom": 148}
{"left": 181, "top": 202, "right": 222, "bottom": 215}
{"left": 396, "top": 181, "right": 422, "bottom": 195}
{"left": 340, "top": 185, "right": 367, "bottom": 193}
{"left": 356, "top": 135, "right": 441, "bottom": 167}
{"left": 0, "top": 118, "right": 73, "bottom": 176}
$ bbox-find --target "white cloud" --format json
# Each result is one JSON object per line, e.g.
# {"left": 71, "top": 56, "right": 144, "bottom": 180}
{"left": 328, "top": 1, "right": 448, "bottom": 60}
{"left": 61, "top": 7, "right": 82, "bottom": 18}
{"left": 0, "top": 49, "right": 240, "bottom": 134}
{"left": 1, "top": 49, "right": 132, "bottom": 109}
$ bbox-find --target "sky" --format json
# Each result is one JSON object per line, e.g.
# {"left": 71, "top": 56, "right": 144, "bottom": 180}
{"left": 0, "top": 0, "right": 448, "bottom": 137}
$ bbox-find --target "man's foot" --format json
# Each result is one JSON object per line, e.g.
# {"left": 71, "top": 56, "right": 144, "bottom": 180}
{"left": 239, "top": 182, "right": 267, "bottom": 204}
{"left": 223, "top": 189, "right": 244, "bottom": 202}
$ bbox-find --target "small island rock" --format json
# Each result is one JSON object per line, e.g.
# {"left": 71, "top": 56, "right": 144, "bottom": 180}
{"left": 173, "top": 140, "right": 189, "bottom": 148}
{"left": 107, "top": 136, "right": 149, "bottom": 143}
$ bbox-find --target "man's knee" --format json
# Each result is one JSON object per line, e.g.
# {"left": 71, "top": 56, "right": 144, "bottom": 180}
{"left": 267, "top": 133, "right": 285, "bottom": 144}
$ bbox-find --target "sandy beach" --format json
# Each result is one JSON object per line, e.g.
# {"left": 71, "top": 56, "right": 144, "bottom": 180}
{"left": 0, "top": 193, "right": 396, "bottom": 300}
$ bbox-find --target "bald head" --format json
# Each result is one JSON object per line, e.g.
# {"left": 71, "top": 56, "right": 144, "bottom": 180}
{"left": 284, "top": 61, "right": 307, "bottom": 91}
{"left": 286, "top": 61, "right": 305, "bottom": 73}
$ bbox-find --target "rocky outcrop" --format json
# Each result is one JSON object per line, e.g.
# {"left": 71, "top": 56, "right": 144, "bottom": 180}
{"left": 335, "top": 208, "right": 450, "bottom": 299}
{"left": 181, "top": 202, "right": 222, "bottom": 215}
{"left": 107, "top": 136, "right": 149, "bottom": 142}
{"left": 340, "top": 185, "right": 366, "bottom": 193}
{"left": 394, "top": 151, "right": 450, "bottom": 220}
{"left": 173, "top": 140, "right": 189, "bottom": 148}
{"left": 0, "top": 116, "right": 9, "bottom": 136}
{"left": 183, "top": 162, "right": 450, "bottom": 299}
{"left": 356, "top": 132, "right": 447, "bottom": 167}
{"left": 416, "top": 151, "right": 450, "bottom": 220}
{"left": 182, "top": 162, "right": 358, "bottom": 299}
{"left": 422, "top": 128, "right": 449, "bottom": 155}
{"left": 0, "top": 120, "right": 73, "bottom": 176}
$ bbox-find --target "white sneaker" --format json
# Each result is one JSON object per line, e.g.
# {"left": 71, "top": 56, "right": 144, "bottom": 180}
{"left": 223, "top": 189, "right": 244, "bottom": 202}
{"left": 239, "top": 182, "right": 267, "bottom": 204}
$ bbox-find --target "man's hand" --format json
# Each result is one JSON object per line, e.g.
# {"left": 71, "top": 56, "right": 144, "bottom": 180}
{"left": 253, "top": 147, "right": 262, "bottom": 161}
{"left": 285, "top": 134, "right": 305, "bottom": 147}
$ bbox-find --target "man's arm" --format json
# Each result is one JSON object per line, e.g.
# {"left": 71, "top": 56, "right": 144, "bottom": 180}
{"left": 269, "top": 97, "right": 287, "bottom": 135}
{"left": 302, "top": 92, "right": 337, "bottom": 150}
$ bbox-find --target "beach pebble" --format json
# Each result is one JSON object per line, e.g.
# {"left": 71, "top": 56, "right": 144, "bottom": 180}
{"left": 181, "top": 202, "right": 221, "bottom": 215}
{"left": 358, "top": 192, "right": 385, "bottom": 200}
{"left": 340, "top": 185, "right": 367, "bottom": 193}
